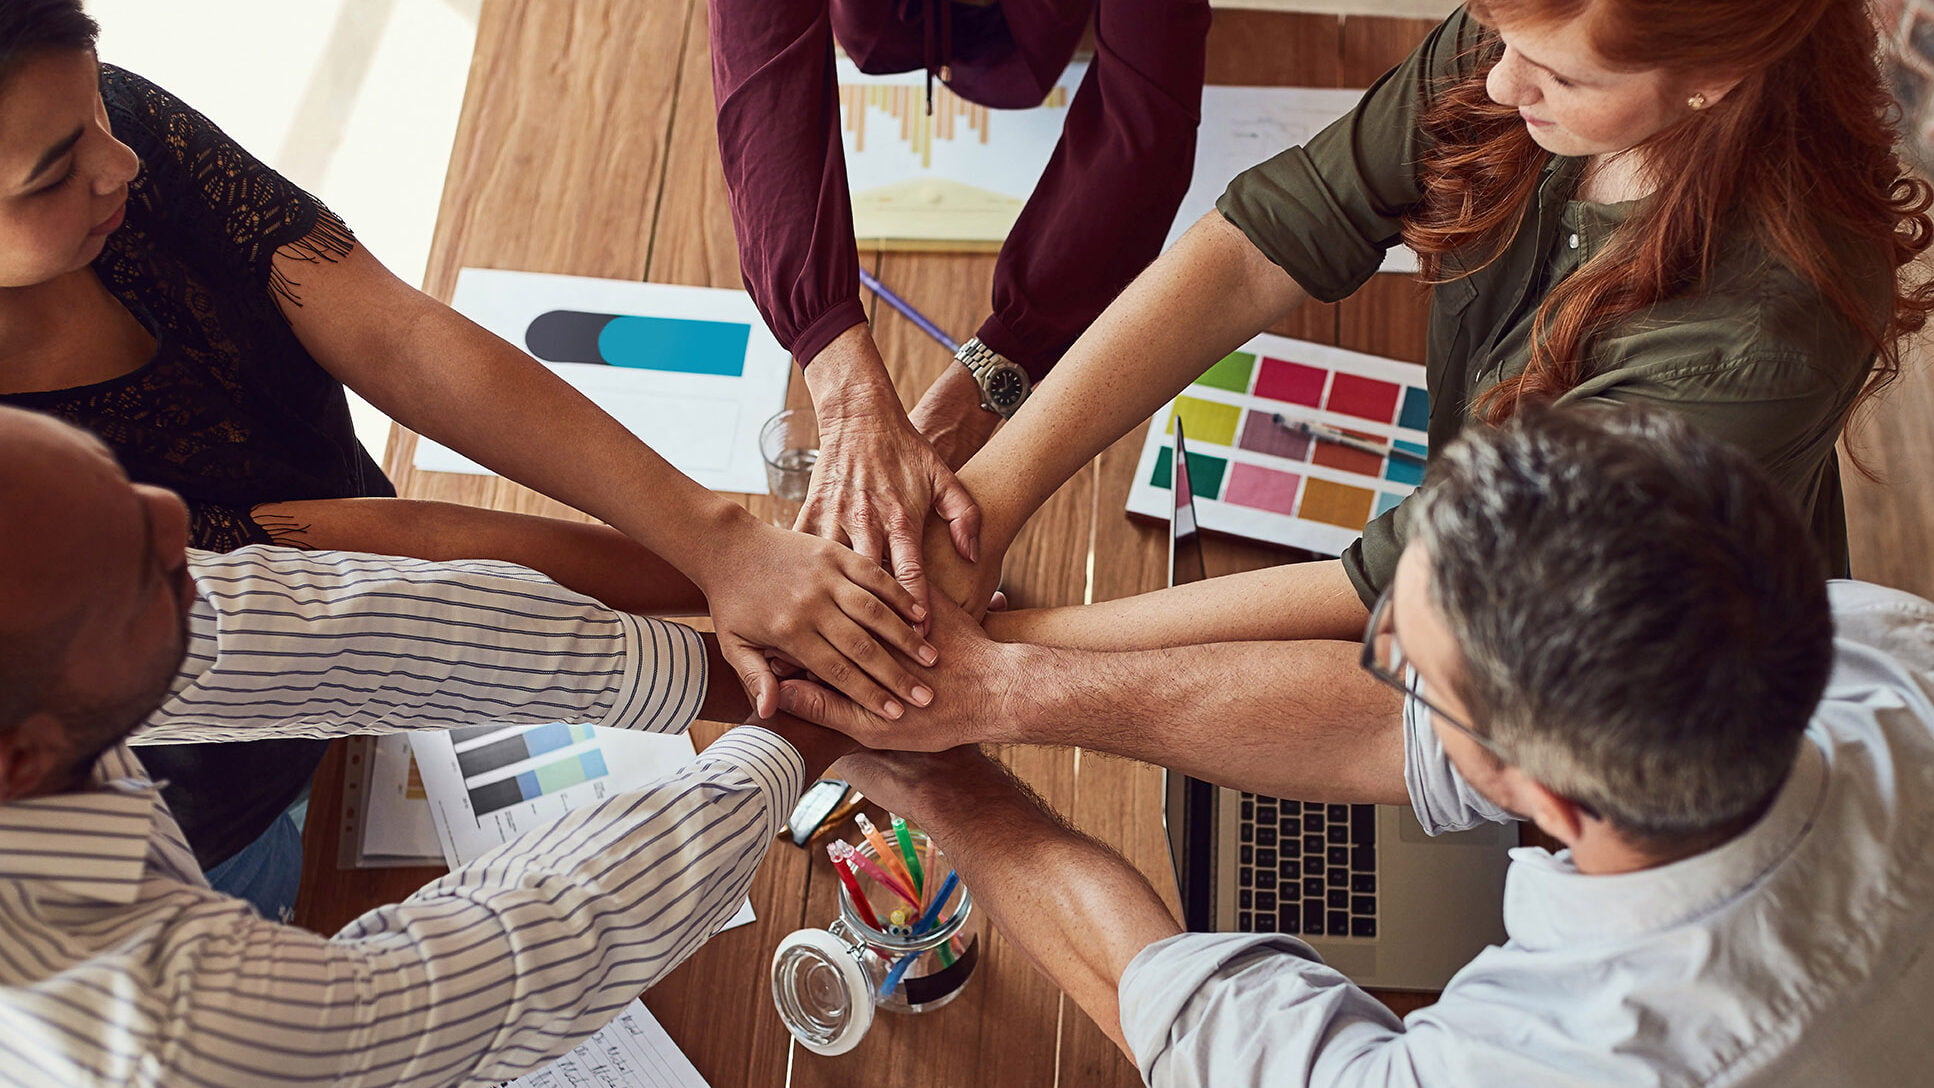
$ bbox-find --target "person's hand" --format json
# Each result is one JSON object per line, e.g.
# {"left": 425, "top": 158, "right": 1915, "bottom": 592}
{"left": 776, "top": 591, "right": 1037, "bottom": 750}
{"left": 907, "top": 361, "right": 1001, "bottom": 472}
{"left": 692, "top": 517, "right": 939, "bottom": 721}
{"left": 802, "top": 327, "right": 980, "bottom": 609}
{"left": 921, "top": 512, "right": 1008, "bottom": 618}
{"left": 829, "top": 744, "right": 1009, "bottom": 830}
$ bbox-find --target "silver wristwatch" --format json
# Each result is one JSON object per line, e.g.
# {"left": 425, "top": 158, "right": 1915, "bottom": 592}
{"left": 954, "top": 337, "right": 1032, "bottom": 419}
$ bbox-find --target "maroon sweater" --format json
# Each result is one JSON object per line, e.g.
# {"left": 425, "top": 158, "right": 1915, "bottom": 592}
{"left": 710, "top": 0, "right": 1209, "bottom": 380}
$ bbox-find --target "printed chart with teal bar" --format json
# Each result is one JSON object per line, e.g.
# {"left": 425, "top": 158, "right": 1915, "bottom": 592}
{"left": 410, "top": 721, "right": 759, "bottom": 932}
{"left": 413, "top": 269, "right": 792, "bottom": 492}
{"left": 1125, "top": 333, "right": 1430, "bottom": 556}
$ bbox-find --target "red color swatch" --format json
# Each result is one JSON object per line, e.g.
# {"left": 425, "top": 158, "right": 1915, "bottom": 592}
{"left": 1254, "top": 357, "right": 1326, "bottom": 407}
{"left": 1310, "top": 428, "right": 1384, "bottom": 476}
{"left": 1325, "top": 373, "right": 1401, "bottom": 423}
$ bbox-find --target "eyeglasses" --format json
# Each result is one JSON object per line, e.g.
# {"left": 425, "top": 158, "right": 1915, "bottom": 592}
{"left": 1360, "top": 587, "right": 1605, "bottom": 822}
{"left": 1359, "top": 588, "right": 1510, "bottom": 762}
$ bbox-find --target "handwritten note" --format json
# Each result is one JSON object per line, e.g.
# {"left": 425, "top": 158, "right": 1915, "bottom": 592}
{"left": 498, "top": 999, "right": 709, "bottom": 1088}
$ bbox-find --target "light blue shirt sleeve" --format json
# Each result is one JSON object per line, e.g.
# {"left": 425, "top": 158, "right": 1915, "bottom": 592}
{"left": 1401, "top": 674, "right": 1514, "bottom": 834}
{"left": 1121, "top": 933, "right": 1420, "bottom": 1088}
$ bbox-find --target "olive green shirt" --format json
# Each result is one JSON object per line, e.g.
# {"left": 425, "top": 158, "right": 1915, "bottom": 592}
{"left": 1217, "top": 10, "right": 1876, "bottom": 603}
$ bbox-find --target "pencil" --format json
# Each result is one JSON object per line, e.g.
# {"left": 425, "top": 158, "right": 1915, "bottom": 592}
{"left": 858, "top": 266, "right": 960, "bottom": 353}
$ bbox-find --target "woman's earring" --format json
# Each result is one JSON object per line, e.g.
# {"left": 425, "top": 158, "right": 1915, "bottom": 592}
{"left": 1688, "top": 92, "right": 1708, "bottom": 111}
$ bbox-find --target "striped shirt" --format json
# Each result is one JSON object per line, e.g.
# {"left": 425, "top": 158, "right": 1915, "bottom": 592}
{"left": 0, "top": 547, "right": 806, "bottom": 1088}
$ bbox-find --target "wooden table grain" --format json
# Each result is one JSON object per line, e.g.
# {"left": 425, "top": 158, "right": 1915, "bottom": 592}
{"left": 293, "top": 2, "right": 1934, "bottom": 1083}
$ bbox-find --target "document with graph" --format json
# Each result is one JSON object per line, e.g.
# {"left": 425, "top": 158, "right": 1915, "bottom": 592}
{"left": 413, "top": 269, "right": 791, "bottom": 493}
{"left": 1125, "top": 334, "right": 1430, "bottom": 556}
{"left": 837, "top": 57, "right": 1084, "bottom": 248}
{"left": 409, "top": 723, "right": 756, "bottom": 930}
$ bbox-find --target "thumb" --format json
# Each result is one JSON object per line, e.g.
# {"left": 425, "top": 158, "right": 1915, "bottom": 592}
{"left": 778, "top": 678, "right": 876, "bottom": 742}
{"left": 722, "top": 642, "right": 778, "bottom": 719}
{"left": 930, "top": 465, "right": 982, "bottom": 564}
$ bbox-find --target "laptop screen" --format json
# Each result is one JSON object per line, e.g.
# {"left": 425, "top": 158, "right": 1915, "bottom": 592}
{"left": 1170, "top": 419, "right": 1209, "bottom": 589}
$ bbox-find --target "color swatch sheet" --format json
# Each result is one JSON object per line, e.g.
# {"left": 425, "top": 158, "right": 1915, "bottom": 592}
{"left": 413, "top": 270, "right": 791, "bottom": 492}
{"left": 496, "top": 999, "right": 709, "bottom": 1088}
{"left": 1125, "top": 334, "right": 1430, "bottom": 556}
{"left": 1163, "top": 85, "right": 1418, "bottom": 275}
{"left": 838, "top": 57, "right": 1083, "bottom": 247}
{"left": 409, "top": 722, "right": 756, "bottom": 930}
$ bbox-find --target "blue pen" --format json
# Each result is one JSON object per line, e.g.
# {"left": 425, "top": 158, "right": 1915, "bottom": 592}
{"left": 913, "top": 870, "right": 960, "bottom": 935}
{"left": 858, "top": 267, "right": 960, "bottom": 354}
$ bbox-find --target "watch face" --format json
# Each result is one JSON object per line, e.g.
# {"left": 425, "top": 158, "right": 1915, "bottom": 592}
{"left": 986, "top": 366, "right": 1027, "bottom": 410}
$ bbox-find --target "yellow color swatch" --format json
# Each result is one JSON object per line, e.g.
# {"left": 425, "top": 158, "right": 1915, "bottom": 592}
{"left": 1168, "top": 396, "right": 1242, "bottom": 448}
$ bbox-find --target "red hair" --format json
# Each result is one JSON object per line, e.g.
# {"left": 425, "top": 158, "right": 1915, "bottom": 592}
{"left": 1401, "top": 0, "right": 1934, "bottom": 436}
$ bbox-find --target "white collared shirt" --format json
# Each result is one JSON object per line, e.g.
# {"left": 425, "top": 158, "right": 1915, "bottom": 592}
{"left": 1120, "top": 580, "right": 1934, "bottom": 1087}
{"left": 0, "top": 547, "right": 806, "bottom": 1088}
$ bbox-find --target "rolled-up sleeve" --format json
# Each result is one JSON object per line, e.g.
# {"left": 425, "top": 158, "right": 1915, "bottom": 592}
{"left": 1402, "top": 672, "right": 1514, "bottom": 834}
{"left": 1214, "top": 10, "right": 1481, "bottom": 302}
{"left": 1121, "top": 932, "right": 1419, "bottom": 1088}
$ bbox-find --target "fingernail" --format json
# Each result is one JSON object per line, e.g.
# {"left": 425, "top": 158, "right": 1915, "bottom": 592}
{"left": 968, "top": 541, "right": 980, "bottom": 564}
{"left": 884, "top": 700, "right": 906, "bottom": 719}
{"left": 913, "top": 603, "right": 929, "bottom": 621}
{"left": 918, "top": 645, "right": 938, "bottom": 666}
{"left": 912, "top": 685, "right": 934, "bottom": 706}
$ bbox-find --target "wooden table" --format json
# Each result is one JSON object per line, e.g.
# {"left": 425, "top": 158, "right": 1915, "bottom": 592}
{"left": 290, "top": 5, "right": 1458, "bottom": 1085}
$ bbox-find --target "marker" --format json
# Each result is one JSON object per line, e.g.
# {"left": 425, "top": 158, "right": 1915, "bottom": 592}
{"left": 892, "top": 816, "right": 925, "bottom": 898}
{"left": 1271, "top": 413, "right": 1426, "bottom": 464}
{"left": 838, "top": 838, "right": 921, "bottom": 908}
{"left": 856, "top": 813, "right": 916, "bottom": 894}
{"left": 828, "top": 842, "right": 883, "bottom": 931}
{"left": 858, "top": 267, "right": 960, "bottom": 354}
{"left": 913, "top": 870, "right": 960, "bottom": 935}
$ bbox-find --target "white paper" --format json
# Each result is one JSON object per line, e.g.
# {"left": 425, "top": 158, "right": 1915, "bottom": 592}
{"left": 360, "top": 734, "right": 443, "bottom": 861}
{"left": 838, "top": 58, "right": 1086, "bottom": 243}
{"left": 414, "top": 271, "right": 791, "bottom": 493}
{"left": 409, "top": 724, "right": 756, "bottom": 932}
{"left": 497, "top": 999, "right": 709, "bottom": 1088}
{"left": 1165, "top": 85, "right": 1419, "bottom": 275}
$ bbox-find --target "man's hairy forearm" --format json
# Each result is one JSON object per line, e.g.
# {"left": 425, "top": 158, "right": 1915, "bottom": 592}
{"left": 912, "top": 756, "right": 1182, "bottom": 1053}
{"left": 1008, "top": 639, "right": 1409, "bottom": 804}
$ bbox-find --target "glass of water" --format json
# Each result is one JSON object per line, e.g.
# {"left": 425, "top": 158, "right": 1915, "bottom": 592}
{"left": 759, "top": 407, "right": 819, "bottom": 529}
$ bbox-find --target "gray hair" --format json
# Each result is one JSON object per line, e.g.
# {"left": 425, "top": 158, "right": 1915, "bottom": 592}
{"left": 1413, "top": 405, "right": 1832, "bottom": 841}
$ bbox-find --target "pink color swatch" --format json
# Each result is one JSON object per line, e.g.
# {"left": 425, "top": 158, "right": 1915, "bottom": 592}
{"left": 1223, "top": 462, "right": 1302, "bottom": 515}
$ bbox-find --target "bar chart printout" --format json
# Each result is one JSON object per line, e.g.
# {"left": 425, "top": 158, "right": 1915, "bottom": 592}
{"left": 409, "top": 722, "right": 759, "bottom": 932}
{"left": 1125, "top": 333, "right": 1430, "bottom": 556}
{"left": 453, "top": 722, "right": 608, "bottom": 818}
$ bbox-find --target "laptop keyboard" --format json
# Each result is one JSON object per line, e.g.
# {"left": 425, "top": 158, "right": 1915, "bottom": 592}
{"left": 1235, "top": 796, "right": 1378, "bottom": 939}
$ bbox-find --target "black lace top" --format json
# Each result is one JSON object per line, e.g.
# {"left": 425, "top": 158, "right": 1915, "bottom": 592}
{"left": 0, "top": 67, "right": 397, "bottom": 868}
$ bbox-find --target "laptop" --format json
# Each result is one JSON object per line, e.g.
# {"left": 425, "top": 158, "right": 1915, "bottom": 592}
{"left": 1163, "top": 419, "right": 1516, "bottom": 990}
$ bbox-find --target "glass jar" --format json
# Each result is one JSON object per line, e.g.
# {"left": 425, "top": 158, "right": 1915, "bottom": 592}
{"left": 771, "top": 829, "right": 980, "bottom": 1055}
